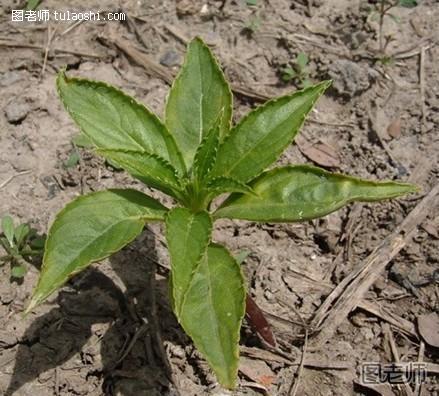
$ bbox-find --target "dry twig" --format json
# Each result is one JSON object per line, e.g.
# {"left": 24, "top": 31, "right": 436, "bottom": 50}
{"left": 383, "top": 323, "right": 414, "bottom": 396}
{"left": 0, "top": 170, "right": 31, "bottom": 189}
{"left": 41, "top": 24, "right": 58, "bottom": 78}
{"left": 0, "top": 41, "right": 103, "bottom": 58}
{"left": 100, "top": 34, "right": 273, "bottom": 103}
{"left": 279, "top": 260, "right": 416, "bottom": 336}
{"left": 414, "top": 341, "right": 425, "bottom": 395}
{"left": 419, "top": 46, "right": 427, "bottom": 133}
{"left": 59, "top": 19, "right": 85, "bottom": 37}
{"left": 288, "top": 330, "right": 308, "bottom": 396}
{"left": 310, "top": 184, "right": 439, "bottom": 347}
{"left": 358, "top": 300, "right": 416, "bottom": 338}
{"left": 108, "top": 319, "right": 149, "bottom": 370}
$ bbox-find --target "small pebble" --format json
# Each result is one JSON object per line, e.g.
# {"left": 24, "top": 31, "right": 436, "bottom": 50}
{"left": 4, "top": 99, "right": 31, "bottom": 124}
{"left": 159, "top": 50, "right": 181, "bottom": 68}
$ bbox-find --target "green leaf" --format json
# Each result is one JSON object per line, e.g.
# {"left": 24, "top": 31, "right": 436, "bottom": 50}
{"left": 179, "top": 243, "right": 245, "bottom": 389}
{"left": 193, "top": 123, "right": 220, "bottom": 182}
{"left": 25, "top": 0, "right": 41, "bottom": 10}
{"left": 206, "top": 177, "right": 257, "bottom": 199}
{"left": 165, "top": 37, "right": 232, "bottom": 168}
{"left": 399, "top": 0, "right": 417, "bottom": 7}
{"left": 64, "top": 151, "right": 80, "bottom": 169}
{"left": 30, "top": 235, "right": 46, "bottom": 250}
{"left": 14, "top": 223, "right": 30, "bottom": 247}
{"left": 1, "top": 216, "right": 14, "bottom": 247}
{"left": 210, "top": 81, "right": 331, "bottom": 183}
{"left": 281, "top": 67, "right": 297, "bottom": 82}
{"left": 301, "top": 78, "right": 313, "bottom": 88}
{"left": 72, "top": 133, "right": 94, "bottom": 148}
{"left": 215, "top": 165, "right": 418, "bottom": 222}
{"left": 11, "top": 265, "right": 27, "bottom": 278}
{"left": 0, "top": 237, "right": 10, "bottom": 251}
{"left": 57, "top": 72, "right": 185, "bottom": 175}
{"left": 296, "top": 52, "right": 309, "bottom": 70}
{"left": 165, "top": 208, "right": 212, "bottom": 317}
{"left": 27, "top": 189, "right": 167, "bottom": 313}
{"left": 97, "top": 149, "right": 183, "bottom": 198}
{"left": 234, "top": 250, "right": 250, "bottom": 265}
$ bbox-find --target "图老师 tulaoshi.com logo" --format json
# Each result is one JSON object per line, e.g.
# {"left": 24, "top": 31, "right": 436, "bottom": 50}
{"left": 11, "top": 9, "right": 126, "bottom": 23}
{"left": 360, "top": 362, "right": 427, "bottom": 385}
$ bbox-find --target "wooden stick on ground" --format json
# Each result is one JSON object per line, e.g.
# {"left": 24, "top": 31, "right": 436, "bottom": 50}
{"left": 0, "top": 170, "right": 31, "bottom": 190}
{"left": 288, "top": 329, "right": 308, "bottom": 396}
{"left": 99, "top": 34, "right": 272, "bottom": 103}
{"left": 0, "top": 41, "right": 103, "bottom": 59}
{"left": 279, "top": 259, "right": 418, "bottom": 337}
{"left": 357, "top": 300, "right": 417, "bottom": 338}
{"left": 383, "top": 323, "right": 415, "bottom": 396}
{"left": 310, "top": 184, "right": 439, "bottom": 347}
{"left": 414, "top": 341, "right": 425, "bottom": 396}
{"left": 419, "top": 46, "right": 427, "bottom": 134}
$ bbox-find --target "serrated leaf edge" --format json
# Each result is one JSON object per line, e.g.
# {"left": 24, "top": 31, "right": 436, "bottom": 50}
{"left": 165, "top": 209, "right": 213, "bottom": 319}
{"left": 163, "top": 37, "right": 233, "bottom": 161}
{"left": 212, "top": 80, "right": 331, "bottom": 182}
{"left": 206, "top": 176, "right": 258, "bottom": 197}
{"left": 56, "top": 71, "right": 186, "bottom": 176}
{"left": 97, "top": 148, "right": 183, "bottom": 190}
{"left": 179, "top": 243, "right": 246, "bottom": 389}
{"left": 193, "top": 124, "right": 221, "bottom": 181}
{"left": 214, "top": 164, "right": 419, "bottom": 221}
{"left": 26, "top": 189, "right": 167, "bottom": 313}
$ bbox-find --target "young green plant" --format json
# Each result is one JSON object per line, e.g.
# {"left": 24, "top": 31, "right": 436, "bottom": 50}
{"left": 1, "top": 215, "right": 45, "bottom": 278}
{"left": 368, "top": 0, "right": 418, "bottom": 58}
{"left": 26, "top": 37, "right": 417, "bottom": 389}
{"left": 281, "top": 52, "right": 312, "bottom": 88}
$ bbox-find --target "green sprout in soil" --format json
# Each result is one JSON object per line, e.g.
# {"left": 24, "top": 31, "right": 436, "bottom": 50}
{"left": 1, "top": 215, "right": 45, "bottom": 279}
{"left": 281, "top": 52, "right": 312, "bottom": 88}
{"left": 64, "top": 148, "right": 80, "bottom": 169}
{"left": 368, "top": 0, "right": 419, "bottom": 58}
{"left": 25, "top": 0, "right": 42, "bottom": 11}
{"left": 26, "top": 37, "right": 417, "bottom": 389}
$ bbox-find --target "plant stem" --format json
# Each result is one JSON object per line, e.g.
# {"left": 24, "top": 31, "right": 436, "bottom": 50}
{"left": 378, "top": 0, "right": 399, "bottom": 56}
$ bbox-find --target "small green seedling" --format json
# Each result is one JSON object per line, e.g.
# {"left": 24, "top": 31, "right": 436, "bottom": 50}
{"left": 25, "top": 0, "right": 42, "bottom": 11}
{"left": 368, "top": 0, "right": 419, "bottom": 57}
{"left": 281, "top": 52, "right": 312, "bottom": 88}
{"left": 1, "top": 216, "right": 45, "bottom": 279}
{"left": 26, "top": 37, "right": 416, "bottom": 389}
{"left": 64, "top": 149, "right": 80, "bottom": 169}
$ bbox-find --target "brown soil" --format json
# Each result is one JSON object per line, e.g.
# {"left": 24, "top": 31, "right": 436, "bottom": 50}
{"left": 0, "top": 0, "right": 438, "bottom": 395}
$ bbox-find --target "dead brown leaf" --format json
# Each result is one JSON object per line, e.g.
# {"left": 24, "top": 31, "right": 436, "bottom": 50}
{"left": 239, "top": 357, "right": 275, "bottom": 387}
{"left": 418, "top": 313, "right": 439, "bottom": 348}
{"left": 421, "top": 219, "right": 439, "bottom": 239}
{"left": 295, "top": 135, "right": 340, "bottom": 168}
{"left": 387, "top": 118, "right": 401, "bottom": 139}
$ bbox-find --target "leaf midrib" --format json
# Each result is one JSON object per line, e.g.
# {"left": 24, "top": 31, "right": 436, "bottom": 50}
{"left": 180, "top": 253, "right": 228, "bottom": 373}
{"left": 175, "top": 214, "right": 197, "bottom": 315}
{"left": 218, "top": 103, "right": 306, "bottom": 179}
{"left": 45, "top": 215, "right": 145, "bottom": 280}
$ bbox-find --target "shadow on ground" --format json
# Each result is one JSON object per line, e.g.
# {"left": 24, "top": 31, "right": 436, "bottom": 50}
{"left": 5, "top": 227, "right": 179, "bottom": 396}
